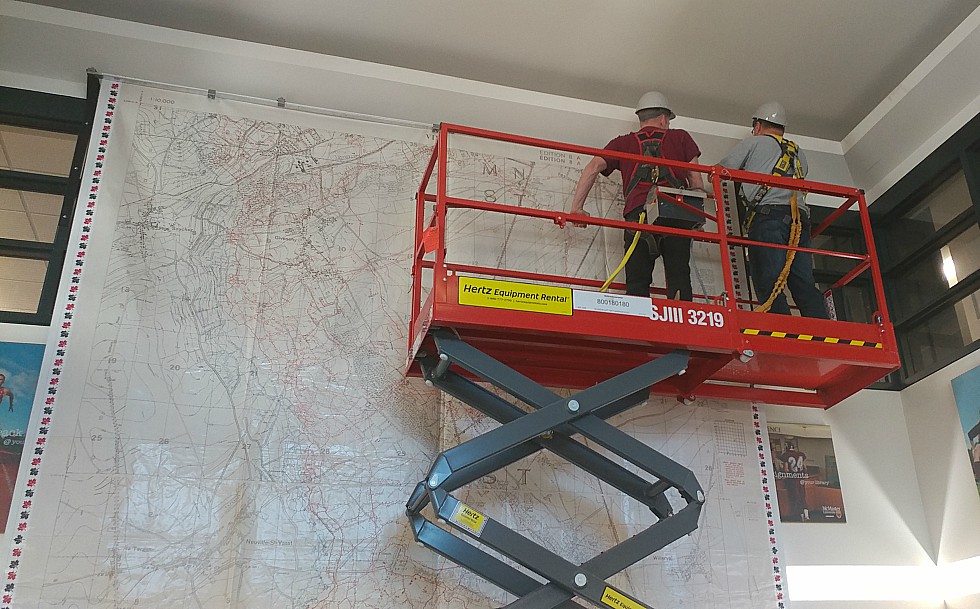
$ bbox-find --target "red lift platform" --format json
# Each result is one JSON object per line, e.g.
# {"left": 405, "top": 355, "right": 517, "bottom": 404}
{"left": 403, "top": 123, "right": 900, "bottom": 609}
{"left": 405, "top": 123, "right": 899, "bottom": 409}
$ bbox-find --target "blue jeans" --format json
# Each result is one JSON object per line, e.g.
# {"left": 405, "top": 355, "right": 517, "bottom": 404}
{"left": 748, "top": 210, "right": 829, "bottom": 318}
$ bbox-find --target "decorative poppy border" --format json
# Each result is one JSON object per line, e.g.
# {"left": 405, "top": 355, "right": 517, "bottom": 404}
{"left": 1, "top": 80, "right": 120, "bottom": 609}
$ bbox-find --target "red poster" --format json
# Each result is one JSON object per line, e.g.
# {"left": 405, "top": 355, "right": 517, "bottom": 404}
{"left": 767, "top": 422, "right": 846, "bottom": 523}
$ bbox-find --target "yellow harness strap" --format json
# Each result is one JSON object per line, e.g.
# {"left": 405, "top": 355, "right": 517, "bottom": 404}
{"left": 754, "top": 194, "right": 802, "bottom": 313}
{"left": 753, "top": 135, "right": 805, "bottom": 313}
{"left": 601, "top": 211, "right": 646, "bottom": 293}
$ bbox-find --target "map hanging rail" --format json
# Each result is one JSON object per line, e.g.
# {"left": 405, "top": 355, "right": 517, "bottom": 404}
{"left": 92, "top": 72, "right": 436, "bottom": 131}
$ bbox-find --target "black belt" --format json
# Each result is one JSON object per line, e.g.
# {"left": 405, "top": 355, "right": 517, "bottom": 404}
{"left": 755, "top": 204, "right": 808, "bottom": 222}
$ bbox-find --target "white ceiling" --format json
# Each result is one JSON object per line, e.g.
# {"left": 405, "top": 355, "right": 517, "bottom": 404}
{"left": 16, "top": 0, "right": 980, "bottom": 139}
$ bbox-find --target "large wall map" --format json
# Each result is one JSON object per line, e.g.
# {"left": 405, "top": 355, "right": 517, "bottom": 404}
{"left": 7, "top": 83, "right": 784, "bottom": 609}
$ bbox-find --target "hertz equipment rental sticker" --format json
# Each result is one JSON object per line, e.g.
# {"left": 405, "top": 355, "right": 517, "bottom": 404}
{"left": 458, "top": 277, "right": 572, "bottom": 316}
{"left": 600, "top": 586, "right": 644, "bottom": 609}
{"left": 449, "top": 501, "right": 488, "bottom": 536}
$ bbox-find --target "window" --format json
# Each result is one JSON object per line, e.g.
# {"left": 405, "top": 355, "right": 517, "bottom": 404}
{"left": 0, "top": 78, "right": 98, "bottom": 324}
{"left": 0, "top": 189, "right": 64, "bottom": 243}
{"left": 873, "top": 112, "right": 980, "bottom": 386}
{"left": 900, "top": 286, "right": 980, "bottom": 377}
{"left": 0, "top": 125, "right": 77, "bottom": 176}
{"left": 882, "top": 171, "right": 973, "bottom": 260}
{"left": 809, "top": 206, "right": 876, "bottom": 325}
{"left": 890, "top": 223, "right": 980, "bottom": 322}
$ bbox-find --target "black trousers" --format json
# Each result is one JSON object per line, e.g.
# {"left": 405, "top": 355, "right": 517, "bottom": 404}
{"left": 623, "top": 207, "right": 693, "bottom": 300}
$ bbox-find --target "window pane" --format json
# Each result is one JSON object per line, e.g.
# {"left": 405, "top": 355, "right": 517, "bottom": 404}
{"left": 820, "top": 281, "right": 874, "bottom": 324}
{"left": 0, "top": 188, "right": 62, "bottom": 243}
{"left": 812, "top": 230, "right": 866, "bottom": 275}
{"left": 891, "top": 225, "right": 980, "bottom": 321}
{"left": 0, "top": 125, "right": 77, "bottom": 177}
{"left": 0, "top": 256, "right": 47, "bottom": 314}
{"left": 901, "top": 285, "right": 980, "bottom": 377}
{"left": 884, "top": 170, "right": 973, "bottom": 260}
{"left": 941, "top": 224, "right": 980, "bottom": 288}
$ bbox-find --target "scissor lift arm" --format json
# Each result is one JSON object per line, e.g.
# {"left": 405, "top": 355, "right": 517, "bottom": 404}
{"left": 407, "top": 330, "right": 704, "bottom": 609}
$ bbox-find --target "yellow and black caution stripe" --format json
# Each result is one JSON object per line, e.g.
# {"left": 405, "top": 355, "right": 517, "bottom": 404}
{"left": 741, "top": 328, "right": 882, "bottom": 349}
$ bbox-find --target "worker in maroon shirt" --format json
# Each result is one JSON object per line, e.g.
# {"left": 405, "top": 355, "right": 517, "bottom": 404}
{"left": 568, "top": 91, "right": 705, "bottom": 299}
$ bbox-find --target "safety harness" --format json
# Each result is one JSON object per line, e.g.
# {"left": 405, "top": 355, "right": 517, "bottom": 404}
{"left": 602, "top": 130, "right": 679, "bottom": 294}
{"left": 739, "top": 134, "right": 806, "bottom": 313}
{"left": 623, "top": 129, "right": 684, "bottom": 200}
{"left": 739, "top": 134, "right": 804, "bottom": 228}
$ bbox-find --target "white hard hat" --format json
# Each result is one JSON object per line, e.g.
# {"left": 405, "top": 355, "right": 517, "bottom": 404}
{"left": 635, "top": 91, "right": 675, "bottom": 120}
{"left": 753, "top": 102, "right": 787, "bottom": 127}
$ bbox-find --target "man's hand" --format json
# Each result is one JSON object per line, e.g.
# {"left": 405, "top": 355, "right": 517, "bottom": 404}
{"left": 568, "top": 208, "right": 591, "bottom": 228}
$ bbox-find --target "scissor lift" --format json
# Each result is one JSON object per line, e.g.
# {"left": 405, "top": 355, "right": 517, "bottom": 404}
{"left": 404, "top": 124, "right": 899, "bottom": 609}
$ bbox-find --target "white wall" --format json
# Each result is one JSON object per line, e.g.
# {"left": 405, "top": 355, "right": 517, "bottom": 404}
{"left": 764, "top": 372, "right": 980, "bottom": 607}
{"left": 0, "top": 322, "right": 47, "bottom": 345}
{"left": 767, "top": 391, "right": 933, "bottom": 568}
{"left": 901, "top": 348, "right": 980, "bottom": 566}
{"left": 900, "top": 350, "right": 980, "bottom": 609}
{"left": 764, "top": 392, "right": 950, "bottom": 609}
{"left": 842, "top": 6, "right": 980, "bottom": 203}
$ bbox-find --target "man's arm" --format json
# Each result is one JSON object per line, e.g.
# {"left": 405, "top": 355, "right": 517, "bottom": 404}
{"left": 567, "top": 156, "right": 607, "bottom": 226}
{"left": 687, "top": 155, "right": 705, "bottom": 190}
{"left": 717, "top": 138, "right": 753, "bottom": 170}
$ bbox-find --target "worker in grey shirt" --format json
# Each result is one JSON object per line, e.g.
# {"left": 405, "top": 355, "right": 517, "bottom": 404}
{"left": 718, "top": 102, "right": 828, "bottom": 318}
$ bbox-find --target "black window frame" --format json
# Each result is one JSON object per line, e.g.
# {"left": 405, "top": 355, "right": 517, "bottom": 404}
{"left": 871, "top": 110, "right": 980, "bottom": 388}
{"left": 0, "top": 74, "right": 100, "bottom": 325}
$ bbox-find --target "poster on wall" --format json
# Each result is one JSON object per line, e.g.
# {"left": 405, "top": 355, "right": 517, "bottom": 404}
{"left": 951, "top": 365, "right": 980, "bottom": 498}
{"left": 767, "top": 422, "right": 846, "bottom": 523}
{"left": 0, "top": 341, "right": 45, "bottom": 533}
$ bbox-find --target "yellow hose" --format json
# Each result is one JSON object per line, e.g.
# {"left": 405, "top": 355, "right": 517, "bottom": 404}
{"left": 601, "top": 211, "right": 646, "bottom": 293}
{"left": 755, "top": 194, "right": 802, "bottom": 313}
